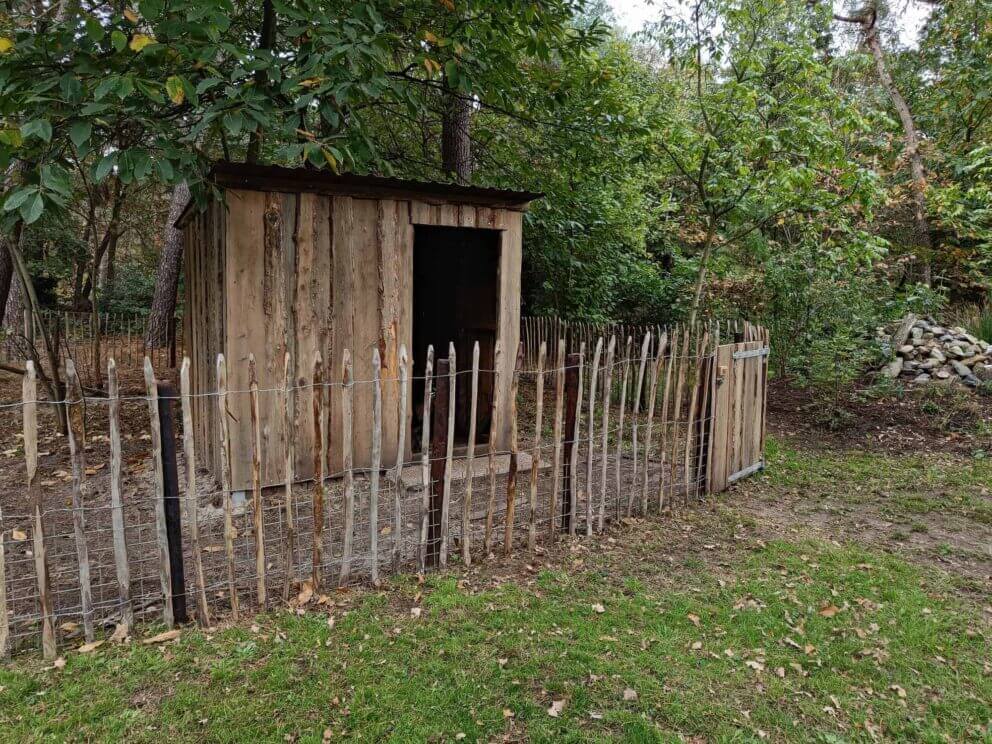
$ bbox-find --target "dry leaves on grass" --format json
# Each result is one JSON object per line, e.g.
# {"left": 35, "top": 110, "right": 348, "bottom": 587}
{"left": 142, "top": 629, "right": 181, "bottom": 645}
{"left": 546, "top": 699, "right": 566, "bottom": 717}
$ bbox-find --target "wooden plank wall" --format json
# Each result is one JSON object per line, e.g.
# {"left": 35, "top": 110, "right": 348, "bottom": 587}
{"left": 205, "top": 189, "right": 523, "bottom": 489}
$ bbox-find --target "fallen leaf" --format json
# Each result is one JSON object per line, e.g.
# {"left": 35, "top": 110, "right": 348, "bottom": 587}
{"left": 745, "top": 659, "right": 765, "bottom": 672}
{"left": 78, "top": 640, "right": 105, "bottom": 653}
{"left": 142, "top": 629, "right": 181, "bottom": 645}
{"left": 547, "top": 699, "right": 566, "bottom": 717}
{"left": 623, "top": 687, "right": 638, "bottom": 701}
{"left": 11, "top": 529, "right": 27, "bottom": 541}
{"left": 410, "top": 607, "right": 422, "bottom": 619}
{"left": 819, "top": 604, "right": 841, "bottom": 618}
{"left": 890, "top": 684, "right": 906, "bottom": 698}
{"left": 109, "top": 623, "right": 130, "bottom": 644}
{"left": 591, "top": 603, "right": 605, "bottom": 614}
{"left": 52, "top": 657, "right": 66, "bottom": 669}
{"left": 687, "top": 613, "right": 700, "bottom": 627}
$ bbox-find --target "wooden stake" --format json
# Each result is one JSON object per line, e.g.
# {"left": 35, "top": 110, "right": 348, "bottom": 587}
{"left": 461, "top": 342, "right": 480, "bottom": 566}
{"left": 0, "top": 506, "right": 8, "bottom": 659}
{"left": 143, "top": 357, "right": 174, "bottom": 628}
{"left": 640, "top": 336, "right": 665, "bottom": 515}
{"left": 216, "top": 354, "right": 239, "bottom": 619}
{"left": 615, "top": 337, "right": 632, "bottom": 521}
{"left": 392, "top": 345, "right": 409, "bottom": 573}
{"left": 503, "top": 343, "right": 523, "bottom": 556}
{"left": 483, "top": 341, "right": 502, "bottom": 555}
{"left": 247, "top": 355, "right": 266, "bottom": 607}
{"left": 627, "top": 333, "right": 651, "bottom": 516}
{"left": 64, "top": 359, "right": 96, "bottom": 641}
{"left": 106, "top": 358, "right": 134, "bottom": 631}
{"left": 282, "top": 352, "right": 296, "bottom": 601}
{"left": 528, "top": 342, "right": 546, "bottom": 552}
{"left": 339, "top": 349, "right": 355, "bottom": 586}
{"left": 440, "top": 344, "right": 456, "bottom": 567}
{"left": 311, "top": 352, "right": 327, "bottom": 592}
{"left": 418, "top": 346, "right": 434, "bottom": 573}
{"left": 370, "top": 348, "right": 383, "bottom": 584}
{"left": 670, "top": 328, "right": 691, "bottom": 504}
{"left": 683, "top": 332, "right": 706, "bottom": 505}
{"left": 598, "top": 336, "right": 616, "bottom": 533}
{"left": 179, "top": 358, "right": 210, "bottom": 626}
{"left": 656, "top": 329, "right": 675, "bottom": 511}
{"left": 569, "top": 343, "right": 585, "bottom": 537}
{"left": 584, "top": 338, "right": 603, "bottom": 536}
{"left": 549, "top": 340, "right": 566, "bottom": 541}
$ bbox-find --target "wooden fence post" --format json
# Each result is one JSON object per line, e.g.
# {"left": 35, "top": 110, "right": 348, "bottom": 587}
{"left": 627, "top": 334, "right": 651, "bottom": 516}
{"left": 144, "top": 358, "right": 174, "bottom": 628}
{"left": 440, "top": 344, "right": 456, "bottom": 567}
{"left": 392, "top": 345, "right": 409, "bottom": 573}
{"left": 282, "top": 352, "right": 296, "bottom": 601}
{"left": 503, "top": 343, "right": 522, "bottom": 556}
{"left": 585, "top": 338, "right": 603, "bottom": 536}
{"left": 0, "top": 507, "right": 8, "bottom": 659}
{"left": 180, "top": 358, "right": 210, "bottom": 626}
{"left": 418, "top": 346, "right": 434, "bottom": 573}
{"left": 66, "top": 359, "right": 95, "bottom": 642}
{"left": 370, "top": 348, "right": 383, "bottom": 585}
{"left": 640, "top": 336, "right": 664, "bottom": 515}
{"left": 563, "top": 346, "right": 583, "bottom": 535}
{"left": 24, "top": 362, "right": 56, "bottom": 659}
{"left": 427, "top": 353, "right": 449, "bottom": 568}
{"left": 157, "top": 380, "right": 188, "bottom": 625}
{"left": 311, "top": 351, "right": 326, "bottom": 591}
{"left": 107, "top": 358, "right": 134, "bottom": 631}
{"left": 461, "top": 342, "right": 480, "bottom": 566}
{"left": 248, "top": 355, "right": 266, "bottom": 608}
{"left": 549, "top": 340, "right": 565, "bottom": 541}
{"left": 483, "top": 341, "right": 502, "bottom": 555}
{"left": 340, "top": 350, "right": 355, "bottom": 586}
{"left": 216, "top": 354, "right": 239, "bottom": 619}
{"left": 528, "top": 342, "right": 546, "bottom": 552}
{"left": 615, "top": 337, "right": 632, "bottom": 521}
{"left": 598, "top": 336, "right": 616, "bottom": 532}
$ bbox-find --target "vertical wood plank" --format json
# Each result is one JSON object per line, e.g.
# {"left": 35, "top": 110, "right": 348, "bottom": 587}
{"left": 282, "top": 352, "right": 296, "bottom": 601}
{"left": 25, "top": 362, "right": 56, "bottom": 659}
{"left": 627, "top": 333, "right": 651, "bottom": 516}
{"left": 392, "top": 345, "right": 409, "bottom": 572}
{"left": 502, "top": 343, "right": 523, "bottom": 556}
{"left": 180, "top": 358, "right": 210, "bottom": 627}
{"left": 598, "top": 336, "right": 616, "bottom": 532}
{"left": 669, "top": 327, "right": 690, "bottom": 504}
{"left": 615, "top": 337, "right": 632, "bottom": 520}
{"left": 462, "top": 342, "right": 480, "bottom": 566}
{"left": 658, "top": 332, "right": 676, "bottom": 511}
{"left": 339, "top": 349, "right": 355, "bottom": 586}
{"left": 370, "top": 348, "right": 383, "bottom": 584}
{"left": 549, "top": 340, "right": 566, "bottom": 541}
{"left": 248, "top": 355, "right": 266, "bottom": 608}
{"left": 216, "top": 354, "right": 239, "bottom": 619}
{"left": 569, "top": 343, "right": 585, "bottom": 536}
{"left": 528, "top": 342, "right": 546, "bottom": 552}
{"left": 640, "top": 337, "right": 664, "bottom": 515}
{"left": 418, "top": 346, "right": 434, "bottom": 573}
{"left": 683, "top": 332, "right": 706, "bottom": 505}
{"left": 483, "top": 341, "right": 502, "bottom": 555}
{"left": 0, "top": 505, "right": 8, "bottom": 659}
{"left": 585, "top": 338, "right": 603, "bottom": 536}
{"left": 65, "top": 360, "right": 95, "bottom": 642}
{"left": 440, "top": 344, "right": 456, "bottom": 567}
{"left": 144, "top": 357, "right": 174, "bottom": 628}
{"left": 107, "top": 358, "right": 133, "bottom": 631}
{"left": 311, "top": 352, "right": 326, "bottom": 591}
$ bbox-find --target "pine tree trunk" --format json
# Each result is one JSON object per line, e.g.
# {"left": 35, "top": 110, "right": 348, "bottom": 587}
{"left": 146, "top": 183, "right": 189, "bottom": 348}
{"left": 441, "top": 87, "right": 472, "bottom": 184}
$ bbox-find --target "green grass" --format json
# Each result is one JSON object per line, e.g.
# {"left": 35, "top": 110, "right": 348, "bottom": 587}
{"left": 2, "top": 538, "right": 990, "bottom": 742}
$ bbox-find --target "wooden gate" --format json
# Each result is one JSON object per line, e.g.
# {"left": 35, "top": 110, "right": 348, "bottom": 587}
{"left": 707, "top": 335, "right": 769, "bottom": 493}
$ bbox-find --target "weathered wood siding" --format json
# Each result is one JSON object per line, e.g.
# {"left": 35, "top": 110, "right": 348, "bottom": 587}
{"left": 186, "top": 189, "right": 523, "bottom": 489}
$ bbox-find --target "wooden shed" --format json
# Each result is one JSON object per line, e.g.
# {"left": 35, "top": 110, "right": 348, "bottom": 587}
{"left": 178, "top": 162, "right": 540, "bottom": 490}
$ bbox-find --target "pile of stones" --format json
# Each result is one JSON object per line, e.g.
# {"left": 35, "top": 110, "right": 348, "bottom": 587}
{"left": 877, "top": 314, "right": 992, "bottom": 387}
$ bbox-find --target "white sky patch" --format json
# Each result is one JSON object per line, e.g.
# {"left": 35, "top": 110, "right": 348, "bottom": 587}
{"left": 607, "top": 0, "right": 934, "bottom": 48}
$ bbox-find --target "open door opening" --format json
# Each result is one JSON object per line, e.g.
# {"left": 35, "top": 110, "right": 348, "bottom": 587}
{"left": 412, "top": 225, "right": 500, "bottom": 450}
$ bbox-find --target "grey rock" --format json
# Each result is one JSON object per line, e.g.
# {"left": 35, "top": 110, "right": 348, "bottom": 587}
{"left": 935, "top": 368, "right": 952, "bottom": 380}
{"left": 975, "top": 364, "right": 992, "bottom": 382}
{"left": 930, "top": 348, "right": 946, "bottom": 363}
{"left": 951, "top": 360, "right": 973, "bottom": 378}
{"left": 947, "top": 345, "right": 965, "bottom": 359}
{"left": 898, "top": 344, "right": 916, "bottom": 356}
{"left": 882, "top": 357, "right": 904, "bottom": 379}
{"left": 912, "top": 373, "right": 931, "bottom": 384}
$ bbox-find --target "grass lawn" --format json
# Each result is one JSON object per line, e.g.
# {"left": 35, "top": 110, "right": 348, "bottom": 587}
{"left": 2, "top": 437, "right": 991, "bottom": 742}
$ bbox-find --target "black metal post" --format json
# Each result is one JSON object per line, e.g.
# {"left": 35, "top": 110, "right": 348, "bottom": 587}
{"left": 157, "top": 382, "right": 188, "bottom": 623}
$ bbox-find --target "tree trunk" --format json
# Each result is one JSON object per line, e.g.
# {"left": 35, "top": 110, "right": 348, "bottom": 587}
{"left": 146, "top": 182, "right": 189, "bottom": 348}
{"left": 441, "top": 86, "right": 473, "bottom": 184}
{"left": 0, "top": 243, "right": 14, "bottom": 329}
{"left": 688, "top": 218, "right": 718, "bottom": 328}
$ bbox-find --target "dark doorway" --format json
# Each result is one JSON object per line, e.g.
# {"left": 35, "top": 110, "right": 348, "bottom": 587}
{"left": 412, "top": 225, "right": 500, "bottom": 449}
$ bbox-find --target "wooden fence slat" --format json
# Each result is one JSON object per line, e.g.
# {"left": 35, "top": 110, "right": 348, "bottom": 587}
{"left": 24, "top": 362, "right": 56, "bottom": 659}
{"left": 106, "top": 358, "right": 134, "bottom": 631}
{"left": 180, "top": 358, "right": 210, "bottom": 627}
{"left": 483, "top": 341, "right": 502, "bottom": 556}
{"left": 683, "top": 332, "right": 706, "bottom": 505}
{"left": 640, "top": 336, "right": 664, "bottom": 515}
{"left": 569, "top": 343, "right": 585, "bottom": 536}
{"left": 669, "top": 327, "right": 688, "bottom": 505}
{"left": 282, "top": 352, "right": 296, "bottom": 601}
{"left": 311, "top": 352, "right": 326, "bottom": 591}
{"left": 440, "top": 344, "right": 456, "bottom": 567}
{"left": 370, "top": 348, "right": 383, "bottom": 584}
{"left": 615, "top": 337, "right": 632, "bottom": 520}
{"left": 65, "top": 359, "right": 96, "bottom": 642}
{"left": 585, "top": 337, "right": 602, "bottom": 536}
{"left": 418, "top": 346, "right": 434, "bottom": 573}
{"left": 248, "top": 355, "right": 267, "bottom": 607}
{"left": 503, "top": 343, "right": 522, "bottom": 556}
{"left": 392, "top": 345, "right": 409, "bottom": 573}
{"left": 339, "top": 349, "right": 355, "bottom": 586}
{"left": 528, "top": 342, "right": 546, "bottom": 552}
{"left": 598, "top": 336, "right": 616, "bottom": 532}
{"left": 216, "top": 354, "right": 239, "bottom": 619}
{"left": 0, "top": 507, "right": 8, "bottom": 659}
{"left": 549, "top": 340, "right": 565, "bottom": 541}
{"left": 462, "top": 342, "right": 480, "bottom": 566}
{"left": 144, "top": 357, "right": 174, "bottom": 628}
{"left": 628, "top": 333, "right": 651, "bottom": 516}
